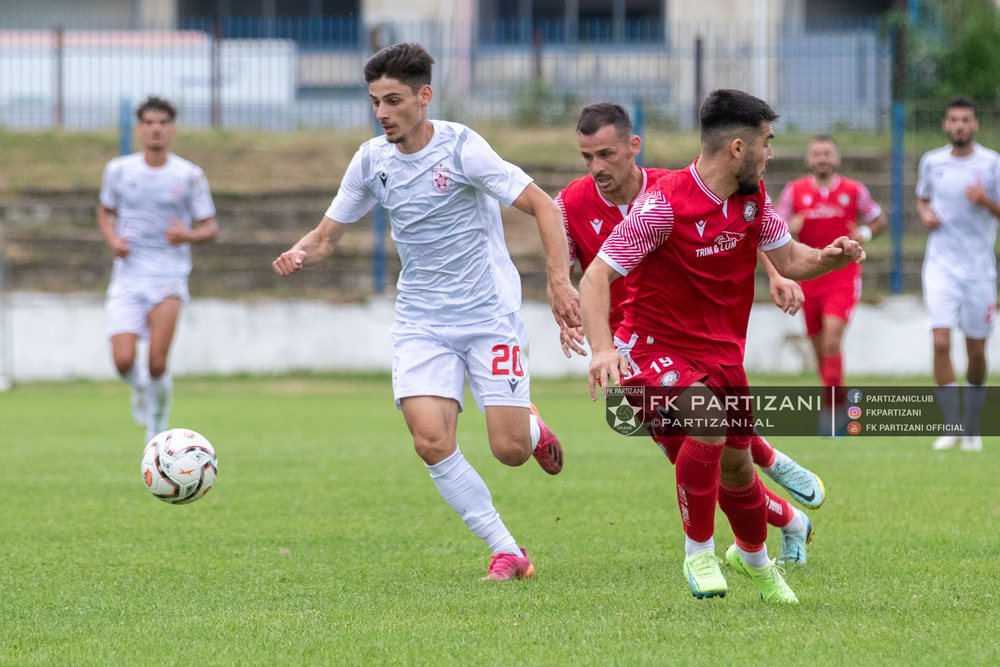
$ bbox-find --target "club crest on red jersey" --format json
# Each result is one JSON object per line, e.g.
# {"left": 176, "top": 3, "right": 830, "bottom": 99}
{"left": 742, "top": 201, "right": 758, "bottom": 222}
{"left": 432, "top": 165, "right": 451, "bottom": 193}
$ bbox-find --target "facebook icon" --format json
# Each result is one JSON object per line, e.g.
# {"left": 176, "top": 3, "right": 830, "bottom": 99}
{"left": 847, "top": 388, "right": 863, "bottom": 404}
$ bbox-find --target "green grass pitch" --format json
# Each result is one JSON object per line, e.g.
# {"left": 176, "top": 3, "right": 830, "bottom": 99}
{"left": 1, "top": 374, "right": 996, "bottom": 666}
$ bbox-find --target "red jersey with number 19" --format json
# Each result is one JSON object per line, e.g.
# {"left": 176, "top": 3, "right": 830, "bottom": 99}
{"left": 556, "top": 167, "right": 672, "bottom": 331}
{"left": 597, "top": 163, "right": 791, "bottom": 366}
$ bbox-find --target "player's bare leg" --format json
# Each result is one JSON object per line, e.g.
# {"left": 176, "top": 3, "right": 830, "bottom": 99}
{"left": 961, "top": 337, "right": 987, "bottom": 451}
{"left": 484, "top": 404, "right": 563, "bottom": 474}
{"left": 931, "top": 328, "right": 962, "bottom": 449}
{"left": 403, "top": 397, "right": 531, "bottom": 580}
{"left": 146, "top": 297, "right": 181, "bottom": 441}
{"left": 111, "top": 332, "right": 148, "bottom": 428}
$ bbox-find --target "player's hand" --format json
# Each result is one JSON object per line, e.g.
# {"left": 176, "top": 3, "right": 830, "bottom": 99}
{"left": 165, "top": 219, "right": 189, "bottom": 245}
{"left": 820, "top": 236, "right": 866, "bottom": 270}
{"left": 966, "top": 181, "right": 990, "bottom": 208}
{"left": 768, "top": 276, "right": 804, "bottom": 315}
{"left": 109, "top": 235, "right": 130, "bottom": 258}
{"left": 273, "top": 249, "right": 307, "bottom": 276}
{"left": 587, "top": 348, "right": 629, "bottom": 401}
{"left": 919, "top": 209, "right": 942, "bottom": 230}
{"left": 559, "top": 324, "right": 587, "bottom": 358}
{"left": 547, "top": 279, "right": 582, "bottom": 330}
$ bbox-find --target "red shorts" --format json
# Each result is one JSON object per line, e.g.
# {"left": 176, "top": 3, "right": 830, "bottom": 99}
{"left": 802, "top": 275, "right": 861, "bottom": 337}
{"left": 613, "top": 329, "right": 752, "bottom": 449}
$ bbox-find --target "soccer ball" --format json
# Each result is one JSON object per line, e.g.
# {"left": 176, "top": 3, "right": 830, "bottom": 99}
{"left": 141, "top": 428, "right": 218, "bottom": 504}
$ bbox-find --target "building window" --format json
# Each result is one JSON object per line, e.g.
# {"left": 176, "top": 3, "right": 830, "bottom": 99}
{"left": 479, "top": 0, "right": 663, "bottom": 45}
{"left": 178, "top": 0, "right": 360, "bottom": 47}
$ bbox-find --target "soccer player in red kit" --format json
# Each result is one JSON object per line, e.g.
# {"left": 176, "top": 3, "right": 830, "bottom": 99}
{"left": 776, "top": 135, "right": 885, "bottom": 426}
{"left": 557, "top": 103, "right": 822, "bottom": 564}
{"left": 581, "top": 90, "right": 864, "bottom": 603}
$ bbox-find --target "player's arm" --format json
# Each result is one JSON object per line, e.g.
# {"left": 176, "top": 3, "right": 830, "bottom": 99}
{"left": 765, "top": 237, "right": 865, "bottom": 281}
{"left": 916, "top": 197, "right": 941, "bottom": 230}
{"left": 272, "top": 216, "right": 349, "bottom": 276}
{"left": 166, "top": 216, "right": 219, "bottom": 245}
{"left": 580, "top": 257, "right": 630, "bottom": 400}
{"left": 774, "top": 183, "right": 804, "bottom": 236}
{"left": 512, "top": 183, "right": 581, "bottom": 329}
{"left": 758, "top": 249, "right": 803, "bottom": 315}
{"left": 96, "top": 204, "right": 129, "bottom": 258}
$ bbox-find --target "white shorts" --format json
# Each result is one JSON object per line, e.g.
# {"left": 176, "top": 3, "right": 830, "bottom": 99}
{"left": 922, "top": 266, "right": 996, "bottom": 339}
{"left": 391, "top": 313, "right": 532, "bottom": 412}
{"left": 105, "top": 279, "right": 189, "bottom": 340}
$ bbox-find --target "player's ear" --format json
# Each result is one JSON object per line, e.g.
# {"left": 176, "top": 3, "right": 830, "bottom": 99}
{"left": 418, "top": 84, "right": 433, "bottom": 106}
{"left": 630, "top": 134, "right": 641, "bottom": 156}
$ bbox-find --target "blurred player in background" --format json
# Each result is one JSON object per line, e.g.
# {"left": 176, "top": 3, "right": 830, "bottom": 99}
{"left": 917, "top": 96, "right": 1000, "bottom": 453}
{"left": 557, "top": 103, "right": 822, "bottom": 564}
{"left": 581, "top": 90, "right": 865, "bottom": 603}
{"left": 97, "top": 96, "right": 218, "bottom": 442}
{"left": 776, "top": 135, "right": 886, "bottom": 430}
{"left": 273, "top": 43, "right": 579, "bottom": 581}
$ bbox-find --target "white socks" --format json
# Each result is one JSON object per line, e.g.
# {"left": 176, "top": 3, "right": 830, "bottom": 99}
{"left": 737, "top": 545, "right": 771, "bottom": 569}
{"left": 146, "top": 373, "right": 173, "bottom": 440}
{"left": 529, "top": 413, "right": 541, "bottom": 451}
{"left": 784, "top": 507, "right": 806, "bottom": 534}
{"left": 685, "top": 537, "right": 715, "bottom": 557}
{"left": 426, "top": 447, "right": 520, "bottom": 556}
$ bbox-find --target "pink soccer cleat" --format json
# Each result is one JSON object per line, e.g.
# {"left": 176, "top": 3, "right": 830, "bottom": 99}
{"left": 530, "top": 403, "right": 564, "bottom": 475}
{"left": 482, "top": 548, "right": 536, "bottom": 581}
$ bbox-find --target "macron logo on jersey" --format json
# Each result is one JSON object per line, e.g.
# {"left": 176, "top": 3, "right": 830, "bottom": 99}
{"left": 589, "top": 218, "right": 603, "bottom": 234}
{"left": 378, "top": 172, "right": 388, "bottom": 187}
{"left": 695, "top": 220, "right": 707, "bottom": 238}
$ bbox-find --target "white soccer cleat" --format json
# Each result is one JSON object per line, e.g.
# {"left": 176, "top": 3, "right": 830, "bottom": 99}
{"left": 960, "top": 435, "right": 983, "bottom": 452}
{"left": 932, "top": 435, "right": 960, "bottom": 450}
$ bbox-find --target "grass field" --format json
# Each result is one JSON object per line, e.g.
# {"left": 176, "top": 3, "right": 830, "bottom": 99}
{"left": 1, "top": 374, "right": 997, "bottom": 666}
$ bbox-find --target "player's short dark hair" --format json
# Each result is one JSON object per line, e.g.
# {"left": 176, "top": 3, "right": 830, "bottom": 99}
{"left": 810, "top": 133, "right": 838, "bottom": 146}
{"left": 945, "top": 95, "right": 976, "bottom": 116}
{"left": 699, "top": 89, "right": 778, "bottom": 154}
{"left": 576, "top": 103, "right": 633, "bottom": 138}
{"left": 136, "top": 96, "right": 177, "bottom": 122}
{"left": 364, "top": 42, "right": 434, "bottom": 92}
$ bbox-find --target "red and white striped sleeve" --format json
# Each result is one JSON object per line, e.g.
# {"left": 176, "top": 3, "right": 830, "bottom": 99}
{"left": 758, "top": 192, "right": 792, "bottom": 252}
{"left": 554, "top": 191, "right": 578, "bottom": 264}
{"left": 855, "top": 182, "right": 883, "bottom": 223}
{"left": 596, "top": 190, "right": 674, "bottom": 276}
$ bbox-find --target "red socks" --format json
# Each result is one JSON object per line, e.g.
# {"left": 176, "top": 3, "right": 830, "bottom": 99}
{"left": 674, "top": 437, "right": 722, "bottom": 542}
{"left": 718, "top": 473, "right": 768, "bottom": 550}
{"left": 749, "top": 435, "right": 776, "bottom": 468}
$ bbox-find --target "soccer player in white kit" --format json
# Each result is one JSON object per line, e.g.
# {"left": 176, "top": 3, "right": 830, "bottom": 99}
{"left": 273, "top": 43, "right": 580, "bottom": 580}
{"left": 97, "top": 97, "right": 219, "bottom": 442}
{"left": 916, "top": 96, "right": 1000, "bottom": 453}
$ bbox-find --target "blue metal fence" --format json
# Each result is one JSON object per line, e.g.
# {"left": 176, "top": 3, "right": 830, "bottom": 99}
{"left": 0, "top": 18, "right": 891, "bottom": 133}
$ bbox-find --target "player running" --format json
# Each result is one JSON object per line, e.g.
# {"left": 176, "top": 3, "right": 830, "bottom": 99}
{"left": 776, "top": 135, "right": 886, "bottom": 431}
{"left": 557, "top": 103, "right": 822, "bottom": 565}
{"left": 97, "top": 96, "right": 218, "bottom": 442}
{"left": 916, "top": 96, "right": 1000, "bottom": 453}
{"left": 273, "top": 43, "right": 579, "bottom": 581}
{"left": 582, "top": 90, "right": 864, "bottom": 603}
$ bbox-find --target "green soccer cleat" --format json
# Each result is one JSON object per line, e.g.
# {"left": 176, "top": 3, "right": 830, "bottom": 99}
{"left": 683, "top": 551, "right": 728, "bottom": 599}
{"left": 777, "top": 514, "right": 813, "bottom": 565}
{"left": 725, "top": 544, "right": 799, "bottom": 603}
{"left": 763, "top": 450, "right": 826, "bottom": 509}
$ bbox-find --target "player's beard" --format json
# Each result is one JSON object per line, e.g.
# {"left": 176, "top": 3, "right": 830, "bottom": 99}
{"left": 735, "top": 157, "right": 761, "bottom": 195}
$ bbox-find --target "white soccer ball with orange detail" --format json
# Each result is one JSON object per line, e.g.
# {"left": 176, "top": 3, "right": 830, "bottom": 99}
{"left": 141, "top": 428, "right": 218, "bottom": 504}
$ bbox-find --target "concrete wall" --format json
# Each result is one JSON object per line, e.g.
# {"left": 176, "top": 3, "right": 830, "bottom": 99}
{"left": 1, "top": 292, "right": 996, "bottom": 384}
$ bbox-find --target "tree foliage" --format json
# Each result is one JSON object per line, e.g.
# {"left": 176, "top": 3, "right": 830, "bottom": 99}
{"left": 907, "top": 0, "right": 1000, "bottom": 105}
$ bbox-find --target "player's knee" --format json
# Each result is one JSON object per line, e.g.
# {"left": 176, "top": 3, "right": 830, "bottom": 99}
{"left": 412, "top": 435, "right": 456, "bottom": 465}
{"left": 114, "top": 357, "right": 134, "bottom": 376}
{"left": 490, "top": 434, "right": 532, "bottom": 467}
{"left": 148, "top": 359, "right": 168, "bottom": 378}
